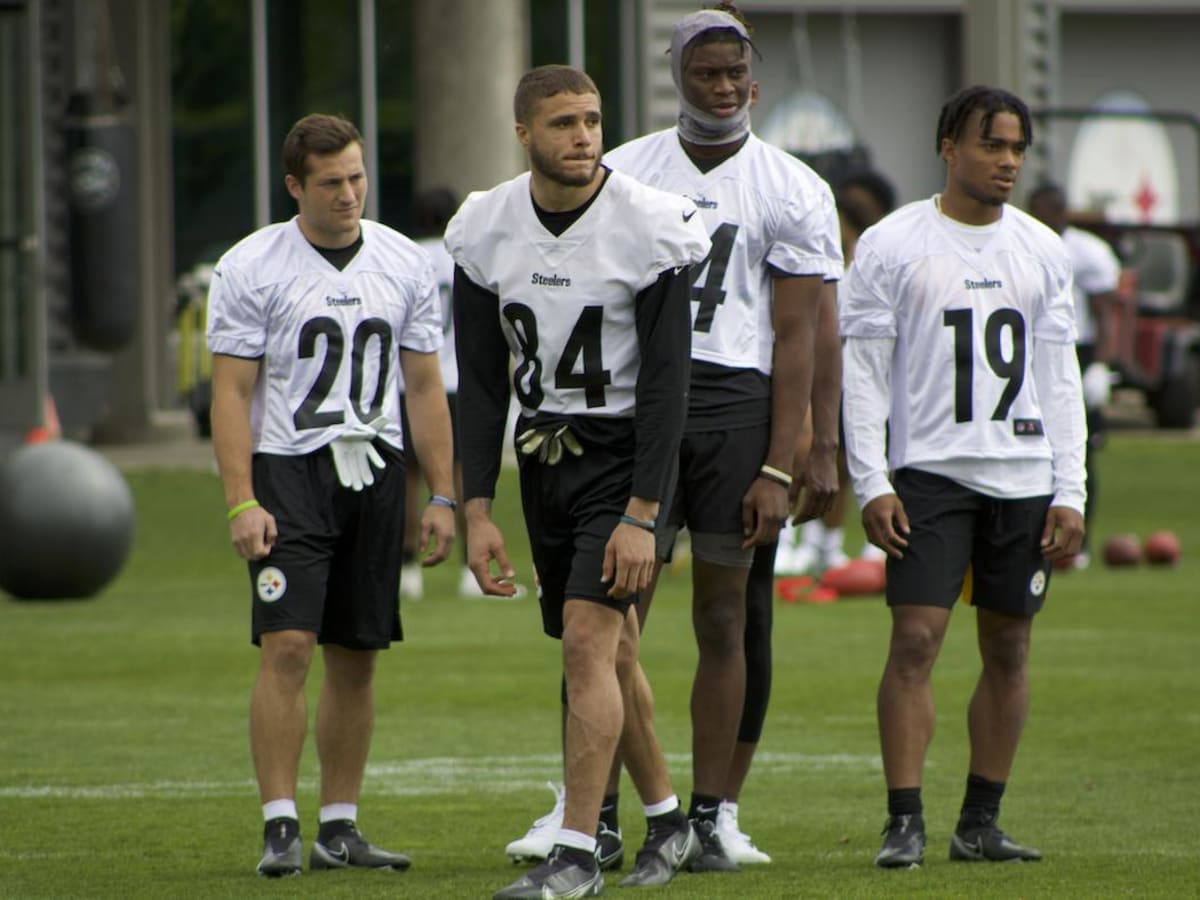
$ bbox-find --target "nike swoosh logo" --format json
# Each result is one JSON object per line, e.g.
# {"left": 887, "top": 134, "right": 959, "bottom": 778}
{"left": 696, "top": 804, "right": 720, "bottom": 816}
{"left": 327, "top": 843, "right": 351, "bottom": 863}
{"left": 682, "top": 209, "right": 696, "bottom": 222}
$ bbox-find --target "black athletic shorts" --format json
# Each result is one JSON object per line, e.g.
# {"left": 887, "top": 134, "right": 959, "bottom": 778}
{"left": 518, "top": 430, "right": 639, "bottom": 639}
{"left": 247, "top": 443, "right": 407, "bottom": 648}
{"left": 886, "top": 468, "right": 1053, "bottom": 617}
{"left": 656, "top": 424, "right": 769, "bottom": 566}
{"left": 400, "top": 392, "right": 459, "bottom": 466}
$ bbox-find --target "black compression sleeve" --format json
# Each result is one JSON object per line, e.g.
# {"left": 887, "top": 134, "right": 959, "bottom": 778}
{"left": 631, "top": 266, "right": 692, "bottom": 501}
{"left": 452, "top": 265, "right": 510, "bottom": 501}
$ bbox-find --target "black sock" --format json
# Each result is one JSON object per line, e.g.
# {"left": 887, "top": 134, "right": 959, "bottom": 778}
{"left": 263, "top": 816, "right": 299, "bottom": 838}
{"left": 887, "top": 787, "right": 923, "bottom": 818}
{"left": 647, "top": 807, "right": 687, "bottom": 830}
{"left": 599, "top": 794, "right": 619, "bottom": 830}
{"left": 554, "top": 844, "right": 598, "bottom": 871}
{"left": 317, "top": 818, "right": 356, "bottom": 841}
{"left": 960, "top": 773, "right": 1005, "bottom": 825}
{"left": 688, "top": 792, "right": 722, "bottom": 823}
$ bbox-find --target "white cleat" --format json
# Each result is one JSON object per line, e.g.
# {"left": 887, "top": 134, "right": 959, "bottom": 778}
{"left": 505, "top": 782, "right": 565, "bottom": 863}
{"left": 716, "top": 801, "right": 772, "bottom": 865}
{"left": 459, "top": 566, "right": 485, "bottom": 597}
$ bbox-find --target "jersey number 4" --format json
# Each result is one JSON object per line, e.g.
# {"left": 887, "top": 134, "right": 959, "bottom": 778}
{"left": 504, "top": 303, "right": 612, "bottom": 409}
{"left": 690, "top": 223, "right": 739, "bottom": 333}
{"left": 943, "top": 307, "right": 1026, "bottom": 423}
{"left": 293, "top": 316, "right": 392, "bottom": 430}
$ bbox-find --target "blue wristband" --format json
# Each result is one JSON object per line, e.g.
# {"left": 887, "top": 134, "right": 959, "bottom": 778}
{"left": 429, "top": 494, "right": 458, "bottom": 511}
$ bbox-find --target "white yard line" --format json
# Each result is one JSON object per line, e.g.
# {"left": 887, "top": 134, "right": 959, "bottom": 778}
{"left": 0, "top": 751, "right": 881, "bottom": 801}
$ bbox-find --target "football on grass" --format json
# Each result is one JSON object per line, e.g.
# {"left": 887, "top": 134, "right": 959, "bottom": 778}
{"left": 820, "top": 558, "right": 885, "bottom": 596}
{"left": 1143, "top": 530, "right": 1181, "bottom": 566}
{"left": 1102, "top": 534, "right": 1141, "bottom": 567}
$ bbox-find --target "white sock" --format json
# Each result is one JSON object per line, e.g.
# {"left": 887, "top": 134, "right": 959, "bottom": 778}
{"left": 800, "top": 520, "right": 825, "bottom": 548}
{"left": 556, "top": 828, "right": 597, "bottom": 854}
{"left": 319, "top": 803, "right": 358, "bottom": 824}
{"left": 263, "top": 799, "right": 298, "bottom": 822}
{"left": 643, "top": 795, "right": 680, "bottom": 818}
{"left": 822, "top": 527, "right": 845, "bottom": 555}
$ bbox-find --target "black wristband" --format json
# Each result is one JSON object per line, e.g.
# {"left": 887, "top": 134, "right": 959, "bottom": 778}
{"left": 429, "top": 494, "right": 458, "bottom": 511}
{"left": 619, "top": 514, "right": 656, "bottom": 533}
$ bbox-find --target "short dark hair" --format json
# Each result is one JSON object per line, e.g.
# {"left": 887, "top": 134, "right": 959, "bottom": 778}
{"left": 1027, "top": 182, "right": 1065, "bottom": 207}
{"left": 837, "top": 169, "right": 897, "bottom": 219}
{"left": 935, "top": 86, "right": 1032, "bottom": 155}
{"left": 513, "top": 65, "right": 599, "bottom": 126}
{"left": 413, "top": 187, "right": 460, "bottom": 238}
{"left": 282, "top": 113, "right": 363, "bottom": 183}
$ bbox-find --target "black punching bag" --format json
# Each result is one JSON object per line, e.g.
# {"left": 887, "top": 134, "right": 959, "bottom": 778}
{"left": 66, "top": 1, "right": 138, "bottom": 352}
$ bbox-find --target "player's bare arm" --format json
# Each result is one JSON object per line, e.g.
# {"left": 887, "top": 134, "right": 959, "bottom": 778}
{"left": 793, "top": 280, "right": 841, "bottom": 523}
{"left": 742, "top": 272, "right": 821, "bottom": 547}
{"left": 211, "top": 353, "right": 277, "bottom": 561}
{"left": 399, "top": 348, "right": 456, "bottom": 565}
{"left": 861, "top": 493, "right": 910, "bottom": 560}
{"left": 463, "top": 497, "right": 518, "bottom": 596}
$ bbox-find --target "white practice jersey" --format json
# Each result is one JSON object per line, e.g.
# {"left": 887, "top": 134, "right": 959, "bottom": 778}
{"left": 841, "top": 197, "right": 1076, "bottom": 470}
{"left": 604, "top": 130, "right": 842, "bottom": 374}
{"left": 445, "top": 169, "right": 710, "bottom": 419}
{"left": 1061, "top": 225, "right": 1120, "bottom": 345}
{"left": 206, "top": 217, "right": 441, "bottom": 455}
{"left": 416, "top": 236, "right": 458, "bottom": 392}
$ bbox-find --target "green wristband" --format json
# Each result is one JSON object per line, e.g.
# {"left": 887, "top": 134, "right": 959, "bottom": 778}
{"left": 227, "top": 499, "right": 260, "bottom": 521}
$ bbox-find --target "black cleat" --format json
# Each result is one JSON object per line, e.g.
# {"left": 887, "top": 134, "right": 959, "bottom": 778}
{"left": 257, "top": 817, "right": 302, "bottom": 877}
{"left": 950, "top": 815, "right": 1042, "bottom": 862}
{"left": 595, "top": 821, "right": 624, "bottom": 871}
{"left": 618, "top": 817, "right": 700, "bottom": 886}
{"left": 686, "top": 817, "right": 739, "bottom": 873}
{"left": 310, "top": 821, "right": 411, "bottom": 871}
{"left": 493, "top": 846, "right": 603, "bottom": 899}
{"left": 875, "top": 814, "right": 925, "bottom": 868}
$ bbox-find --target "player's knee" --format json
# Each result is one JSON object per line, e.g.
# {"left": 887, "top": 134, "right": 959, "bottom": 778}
{"left": 693, "top": 601, "right": 745, "bottom": 658}
{"left": 260, "top": 630, "right": 316, "bottom": 683}
{"left": 979, "top": 636, "right": 1030, "bottom": 681}
{"left": 887, "top": 626, "right": 941, "bottom": 676}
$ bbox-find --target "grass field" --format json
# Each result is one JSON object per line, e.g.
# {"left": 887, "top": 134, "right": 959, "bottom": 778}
{"left": 1, "top": 433, "right": 1197, "bottom": 898}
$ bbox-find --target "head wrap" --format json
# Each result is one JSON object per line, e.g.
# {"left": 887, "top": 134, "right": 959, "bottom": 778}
{"left": 670, "top": 9, "right": 755, "bottom": 146}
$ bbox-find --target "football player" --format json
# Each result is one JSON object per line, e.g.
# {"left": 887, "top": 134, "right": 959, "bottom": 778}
{"left": 449, "top": 65, "right": 712, "bottom": 899}
{"left": 208, "top": 113, "right": 456, "bottom": 877}
{"left": 840, "top": 86, "right": 1086, "bottom": 868}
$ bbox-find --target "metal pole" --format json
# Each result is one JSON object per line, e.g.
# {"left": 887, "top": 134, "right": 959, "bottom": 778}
{"left": 252, "top": 0, "right": 270, "bottom": 227}
{"left": 359, "top": 0, "right": 379, "bottom": 221}
{"left": 567, "top": 0, "right": 584, "bottom": 70}
{"left": 29, "top": 0, "right": 48, "bottom": 434}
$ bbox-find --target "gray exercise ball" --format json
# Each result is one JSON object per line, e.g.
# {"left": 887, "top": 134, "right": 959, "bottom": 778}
{"left": 0, "top": 441, "right": 136, "bottom": 600}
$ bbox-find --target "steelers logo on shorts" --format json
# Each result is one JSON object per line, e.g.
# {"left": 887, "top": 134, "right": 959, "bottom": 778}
{"left": 1029, "top": 569, "right": 1046, "bottom": 598}
{"left": 257, "top": 567, "right": 288, "bottom": 603}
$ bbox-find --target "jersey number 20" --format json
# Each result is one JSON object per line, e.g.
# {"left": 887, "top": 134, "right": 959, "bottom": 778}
{"left": 293, "top": 316, "right": 392, "bottom": 430}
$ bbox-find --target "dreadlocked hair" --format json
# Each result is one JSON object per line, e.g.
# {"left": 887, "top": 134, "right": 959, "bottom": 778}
{"left": 935, "top": 85, "right": 1032, "bottom": 155}
{"left": 710, "top": 2, "right": 752, "bottom": 33}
